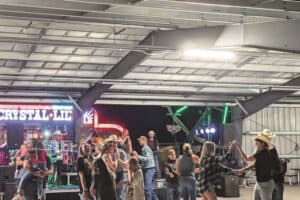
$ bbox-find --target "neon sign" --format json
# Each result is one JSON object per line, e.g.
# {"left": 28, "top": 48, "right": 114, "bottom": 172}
{"left": 82, "top": 109, "right": 125, "bottom": 134}
{"left": 0, "top": 104, "right": 73, "bottom": 121}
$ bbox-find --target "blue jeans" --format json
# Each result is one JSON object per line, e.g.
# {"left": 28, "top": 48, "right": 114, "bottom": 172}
{"left": 116, "top": 172, "right": 127, "bottom": 200}
{"left": 179, "top": 176, "right": 196, "bottom": 200}
{"left": 153, "top": 154, "right": 161, "bottom": 179}
{"left": 166, "top": 182, "right": 180, "bottom": 200}
{"left": 142, "top": 168, "right": 158, "bottom": 200}
{"left": 272, "top": 182, "right": 284, "bottom": 200}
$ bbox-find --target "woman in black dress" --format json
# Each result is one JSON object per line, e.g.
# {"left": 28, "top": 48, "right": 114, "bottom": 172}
{"left": 90, "top": 141, "right": 118, "bottom": 200}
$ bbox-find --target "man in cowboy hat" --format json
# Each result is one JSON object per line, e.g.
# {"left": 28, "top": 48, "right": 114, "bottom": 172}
{"left": 233, "top": 132, "right": 275, "bottom": 200}
{"left": 105, "top": 134, "right": 128, "bottom": 200}
{"left": 262, "top": 129, "right": 289, "bottom": 200}
{"left": 49, "top": 130, "right": 65, "bottom": 185}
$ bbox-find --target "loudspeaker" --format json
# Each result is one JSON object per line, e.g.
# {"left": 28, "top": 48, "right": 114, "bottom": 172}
{"left": 0, "top": 166, "right": 15, "bottom": 182}
{"left": 3, "top": 182, "right": 16, "bottom": 200}
{"left": 7, "top": 123, "right": 23, "bottom": 149}
{"left": 216, "top": 175, "right": 240, "bottom": 197}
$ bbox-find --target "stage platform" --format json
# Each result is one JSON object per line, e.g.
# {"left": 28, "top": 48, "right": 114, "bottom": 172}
{"left": 45, "top": 185, "right": 80, "bottom": 200}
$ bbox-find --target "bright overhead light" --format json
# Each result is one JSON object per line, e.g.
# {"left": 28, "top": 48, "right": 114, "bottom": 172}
{"left": 183, "top": 49, "right": 236, "bottom": 60}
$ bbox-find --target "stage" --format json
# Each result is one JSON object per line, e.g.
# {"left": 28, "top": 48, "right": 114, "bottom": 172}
{"left": 45, "top": 185, "right": 80, "bottom": 200}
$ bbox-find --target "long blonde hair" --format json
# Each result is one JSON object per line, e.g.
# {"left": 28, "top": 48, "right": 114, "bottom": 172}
{"left": 200, "top": 141, "right": 216, "bottom": 163}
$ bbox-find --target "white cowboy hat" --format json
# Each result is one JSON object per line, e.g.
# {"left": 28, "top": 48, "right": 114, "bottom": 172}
{"left": 53, "top": 130, "right": 66, "bottom": 136}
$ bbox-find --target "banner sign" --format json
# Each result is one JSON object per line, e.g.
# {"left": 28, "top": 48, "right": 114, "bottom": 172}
{"left": 0, "top": 104, "right": 73, "bottom": 121}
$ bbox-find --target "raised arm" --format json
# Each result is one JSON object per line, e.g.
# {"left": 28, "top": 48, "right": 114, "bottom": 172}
{"left": 175, "top": 158, "right": 181, "bottom": 176}
{"left": 234, "top": 140, "right": 255, "bottom": 162}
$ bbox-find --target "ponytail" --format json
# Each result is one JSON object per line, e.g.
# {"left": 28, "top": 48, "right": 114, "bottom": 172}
{"left": 182, "top": 143, "right": 192, "bottom": 155}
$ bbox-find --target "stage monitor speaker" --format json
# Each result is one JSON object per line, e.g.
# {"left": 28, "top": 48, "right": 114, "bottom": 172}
{"left": 219, "top": 123, "right": 235, "bottom": 146}
{"left": 3, "top": 181, "right": 16, "bottom": 200}
{"left": 46, "top": 192, "right": 80, "bottom": 200}
{"left": 216, "top": 175, "right": 240, "bottom": 197}
{"left": 7, "top": 123, "right": 23, "bottom": 149}
{"left": 0, "top": 166, "right": 15, "bottom": 182}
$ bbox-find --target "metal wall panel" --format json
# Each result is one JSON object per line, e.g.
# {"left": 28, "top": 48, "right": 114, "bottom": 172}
{"left": 243, "top": 106, "right": 300, "bottom": 132}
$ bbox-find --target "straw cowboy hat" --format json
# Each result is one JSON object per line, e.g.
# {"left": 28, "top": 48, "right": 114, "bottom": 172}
{"left": 262, "top": 129, "right": 275, "bottom": 138}
{"left": 104, "top": 134, "right": 121, "bottom": 143}
{"left": 253, "top": 132, "right": 271, "bottom": 146}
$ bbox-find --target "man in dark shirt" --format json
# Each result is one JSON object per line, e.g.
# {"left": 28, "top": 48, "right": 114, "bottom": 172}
{"left": 233, "top": 133, "right": 275, "bottom": 200}
{"left": 261, "top": 128, "right": 288, "bottom": 200}
{"left": 164, "top": 149, "right": 180, "bottom": 200}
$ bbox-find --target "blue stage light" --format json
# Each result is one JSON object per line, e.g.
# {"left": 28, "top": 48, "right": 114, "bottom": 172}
{"left": 200, "top": 128, "right": 204, "bottom": 134}
{"left": 205, "top": 128, "right": 210, "bottom": 134}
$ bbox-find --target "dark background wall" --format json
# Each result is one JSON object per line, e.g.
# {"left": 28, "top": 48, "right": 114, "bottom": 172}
{"left": 94, "top": 105, "right": 225, "bottom": 148}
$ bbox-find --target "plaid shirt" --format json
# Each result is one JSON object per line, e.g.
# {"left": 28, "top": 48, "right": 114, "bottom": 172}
{"left": 199, "top": 154, "right": 230, "bottom": 193}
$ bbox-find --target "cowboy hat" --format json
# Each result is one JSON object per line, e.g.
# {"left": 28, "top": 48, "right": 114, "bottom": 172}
{"left": 253, "top": 133, "right": 271, "bottom": 146}
{"left": 53, "top": 130, "right": 66, "bottom": 136}
{"left": 104, "top": 134, "right": 121, "bottom": 143}
{"left": 262, "top": 129, "right": 275, "bottom": 138}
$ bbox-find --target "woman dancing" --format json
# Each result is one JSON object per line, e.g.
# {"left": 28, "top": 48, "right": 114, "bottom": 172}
{"left": 90, "top": 141, "right": 118, "bottom": 200}
{"left": 176, "top": 143, "right": 200, "bottom": 200}
{"left": 117, "top": 157, "right": 145, "bottom": 200}
{"left": 77, "top": 143, "right": 94, "bottom": 200}
{"left": 199, "top": 141, "right": 233, "bottom": 200}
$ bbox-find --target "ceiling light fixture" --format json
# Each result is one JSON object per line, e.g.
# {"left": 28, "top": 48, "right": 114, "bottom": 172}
{"left": 183, "top": 49, "right": 236, "bottom": 60}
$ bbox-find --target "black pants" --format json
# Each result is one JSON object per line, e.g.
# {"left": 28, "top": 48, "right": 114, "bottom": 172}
{"left": 55, "top": 160, "right": 63, "bottom": 185}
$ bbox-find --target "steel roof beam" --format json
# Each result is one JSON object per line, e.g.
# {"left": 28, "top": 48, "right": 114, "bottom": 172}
{"left": 233, "top": 76, "right": 300, "bottom": 120}
{"left": 76, "top": 31, "right": 155, "bottom": 111}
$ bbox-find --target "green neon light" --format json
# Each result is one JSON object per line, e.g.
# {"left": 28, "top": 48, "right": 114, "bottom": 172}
{"left": 222, "top": 105, "right": 229, "bottom": 124}
{"left": 207, "top": 107, "right": 212, "bottom": 124}
{"left": 175, "top": 105, "right": 189, "bottom": 115}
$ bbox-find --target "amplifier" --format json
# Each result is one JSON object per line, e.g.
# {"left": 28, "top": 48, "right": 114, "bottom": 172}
{"left": 216, "top": 175, "right": 240, "bottom": 197}
{"left": 3, "top": 182, "right": 16, "bottom": 200}
{"left": 0, "top": 166, "right": 15, "bottom": 182}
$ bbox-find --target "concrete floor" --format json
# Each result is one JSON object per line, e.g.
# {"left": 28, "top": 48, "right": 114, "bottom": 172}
{"left": 199, "top": 185, "right": 300, "bottom": 200}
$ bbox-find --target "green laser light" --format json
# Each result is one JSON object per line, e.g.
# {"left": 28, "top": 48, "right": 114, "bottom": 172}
{"left": 175, "top": 105, "right": 189, "bottom": 116}
{"left": 222, "top": 105, "right": 229, "bottom": 124}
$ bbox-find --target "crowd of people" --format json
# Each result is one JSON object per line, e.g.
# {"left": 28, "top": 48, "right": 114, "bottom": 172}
{"left": 76, "top": 129, "right": 289, "bottom": 200}
{"left": 10, "top": 128, "right": 289, "bottom": 200}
